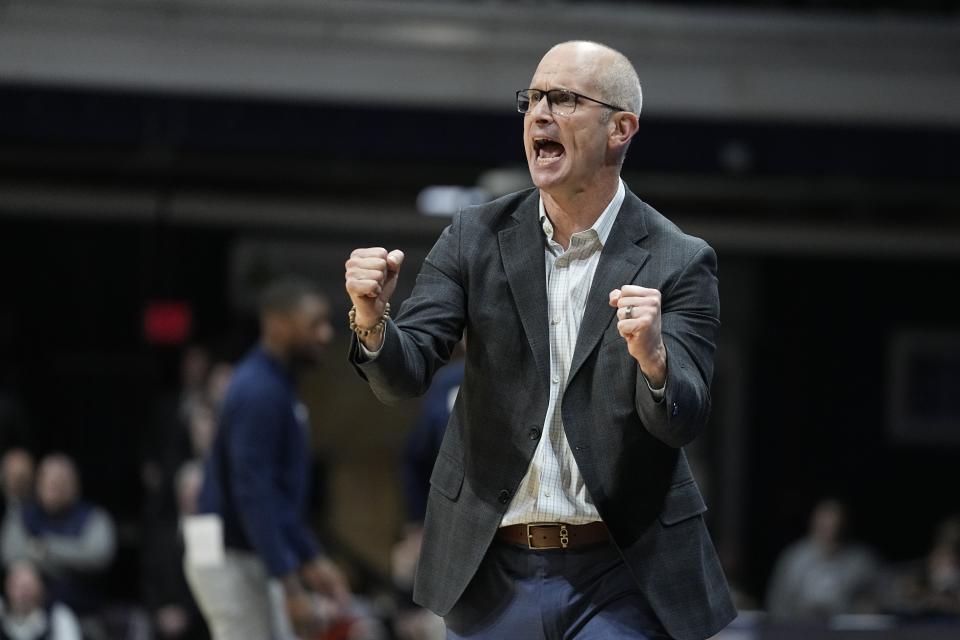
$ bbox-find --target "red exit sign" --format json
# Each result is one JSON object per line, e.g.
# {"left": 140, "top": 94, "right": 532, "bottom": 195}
{"left": 143, "top": 300, "right": 193, "bottom": 345}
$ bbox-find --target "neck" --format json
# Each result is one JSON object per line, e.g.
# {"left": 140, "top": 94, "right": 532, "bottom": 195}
{"left": 261, "top": 337, "right": 290, "bottom": 369}
{"left": 541, "top": 176, "right": 619, "bottom": 249}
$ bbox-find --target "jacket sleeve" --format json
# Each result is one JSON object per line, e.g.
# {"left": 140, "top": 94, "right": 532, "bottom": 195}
{"left": 351, "top": 211, "right": 467, "bottom": 404}
{"left": 635, "top": 242, "right": 720, "bottom": 448}
{"left": 226, "top": 390, "right": 305, "bottom": 577}
{"left": 285, "top": 511, "right": 321, "bottom": 565}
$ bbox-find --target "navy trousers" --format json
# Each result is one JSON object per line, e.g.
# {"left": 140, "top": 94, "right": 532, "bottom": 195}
{"left": 444, "top": 538, "right": 671, "bottom": 639}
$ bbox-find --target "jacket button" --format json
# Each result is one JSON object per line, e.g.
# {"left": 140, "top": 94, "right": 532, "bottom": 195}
{"left": 527, "top": 427, "right": 540, "bottom": 440}
{"left": 498, "top": 490, "right": 510, "bottom": 504}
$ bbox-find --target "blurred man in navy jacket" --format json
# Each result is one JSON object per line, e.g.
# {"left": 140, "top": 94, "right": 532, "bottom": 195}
{"left": 186, "top": 277, "right": 349, "bottom": 640}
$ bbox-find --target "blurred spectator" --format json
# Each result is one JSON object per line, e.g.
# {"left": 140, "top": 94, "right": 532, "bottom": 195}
{"left": 399, "top": 354, "right": 464, "bottom": 527}
{"left": 184, "top": 401, "right": 217, "bottom": 463}
{"left": 390, "top": 346, "right": 463, "bottom": 640}
{"left": 141, "top": 461, "right": 208, "bottom": 640}
{"left": 0, "top": 558, "right": 81, "bottom": 640}
{"left": 139, "top": 345, "right": 228, "bottom": 640}
{"left": 204, "top": 362, "right": 234, "bottom": 415}
{"left": 0, "top": 454, "right": 116, "bottom": 617}
{"left": 142, "top": 345, "right": 214, "bottom": 505}
{"left": 0, "top": 450, "right": 34, "bottom": 515}
{"left": 880, "top": 514, "right": 960, "bottom": 619}
{"left": 765, "top": 498, "right": 880, "bottom": 620}
{"left": 174, "top": 462, "right": 204, "bottom": 519}
{"left": 178, "top": 345, "right": 213, "bottom": 420}
{"left": 141, "top": 347, "right": 232, "bottom": 584}
{"left": 185, "top": 277, "right": 354, "bottom": 640}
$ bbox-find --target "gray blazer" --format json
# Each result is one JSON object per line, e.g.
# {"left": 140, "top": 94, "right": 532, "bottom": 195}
{"left": 352, "top": 187, "right": 736, "bottom": 640}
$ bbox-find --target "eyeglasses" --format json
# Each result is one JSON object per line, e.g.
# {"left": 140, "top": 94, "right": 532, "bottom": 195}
{"left": 516, "top": 88, "right": 627, "bottom": 117}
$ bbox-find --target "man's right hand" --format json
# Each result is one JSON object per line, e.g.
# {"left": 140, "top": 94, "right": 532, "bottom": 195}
{"left": 301, "top": 556, "right": 350, "bottom": 610}
{"left": 284, "top": 585, "right": 326, "bottom": 637}
{"left": 345, "top": 247, "right": 405, "bottom": 348}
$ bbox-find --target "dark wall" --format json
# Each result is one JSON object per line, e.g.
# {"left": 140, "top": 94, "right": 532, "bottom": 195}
{"left": 745, "top": 256, "right": 960, "bottom": 597}
{"left": 0, "top": 219, "right": 234, "bottom": 511}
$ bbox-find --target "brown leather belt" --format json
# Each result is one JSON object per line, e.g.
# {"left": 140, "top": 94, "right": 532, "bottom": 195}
{"left": 496, "top": 521, "right": 609, "bottom": 550}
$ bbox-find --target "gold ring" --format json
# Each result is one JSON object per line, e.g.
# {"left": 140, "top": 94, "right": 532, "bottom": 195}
{"left": 625, "top": 306, "right": 634, "bottom": 319}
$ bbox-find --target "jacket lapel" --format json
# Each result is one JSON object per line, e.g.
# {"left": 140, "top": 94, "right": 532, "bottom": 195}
{"left": 499, "top": 191, "right": 551, "bottom": 389}
{"left": 568, "top": 191, "right": 650, "bottom": 384}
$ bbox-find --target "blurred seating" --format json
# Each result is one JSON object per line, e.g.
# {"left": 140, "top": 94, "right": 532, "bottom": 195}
{"left": 765, "top": 499, "right": 880, "bottom": 621}
{"left": 878, "top": 514, "right": 960, "bottom": 620}
{"left": 0, "top": 453, "right": 116, "bottom": 636}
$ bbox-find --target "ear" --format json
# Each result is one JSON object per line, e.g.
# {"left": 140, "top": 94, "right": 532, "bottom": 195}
{"left": 608, "top": 111, "right": 639, "bottom": 151}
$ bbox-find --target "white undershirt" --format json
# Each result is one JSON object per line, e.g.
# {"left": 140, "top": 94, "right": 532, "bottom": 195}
{"left": 500, "top": 180, "right": 626, "bottom": 526}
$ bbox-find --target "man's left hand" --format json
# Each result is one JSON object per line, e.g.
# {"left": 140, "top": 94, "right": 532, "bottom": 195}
{"left": 301, "top": 556, "right": 351, "bottom": 610}
{"left": 610, "top": 286, "right": 667, "bottom": 388}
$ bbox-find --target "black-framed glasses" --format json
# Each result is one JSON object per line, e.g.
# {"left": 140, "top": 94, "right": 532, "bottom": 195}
{"left": 516, "top": 88, "right": 627, "bottom": 117}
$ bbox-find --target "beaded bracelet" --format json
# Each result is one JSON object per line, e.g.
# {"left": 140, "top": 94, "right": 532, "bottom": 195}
{"left": 348, "top": 303, "right": 390, "bottom": 339}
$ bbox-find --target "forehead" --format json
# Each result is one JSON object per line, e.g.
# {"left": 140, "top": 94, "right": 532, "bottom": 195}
{"left": 2, "top": 451, "right": 31, "bottom": 468}
{"left": 292, "top": 294, "right": 328, "bottom": 319}
{"left": 530, "top": 45, "right": 603, "bottom": 92}
{"left": 40, "top": 460, "right": 74, "bottom": 480}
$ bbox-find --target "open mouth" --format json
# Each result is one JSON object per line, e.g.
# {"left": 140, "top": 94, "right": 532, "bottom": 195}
{"left": 533, "top": 137, "right": 565, "bottom": 164}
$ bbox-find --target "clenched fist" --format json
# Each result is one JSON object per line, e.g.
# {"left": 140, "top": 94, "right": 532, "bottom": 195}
{"left": 609, "top": 286, "right": 667, "bottom": 388}
{"left": 345, "top": 247, "right": 405, "bottom": 347}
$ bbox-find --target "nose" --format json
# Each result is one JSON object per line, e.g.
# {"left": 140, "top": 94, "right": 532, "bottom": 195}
{"left": 528, "top": 94, "right": 554, "bottom": 122}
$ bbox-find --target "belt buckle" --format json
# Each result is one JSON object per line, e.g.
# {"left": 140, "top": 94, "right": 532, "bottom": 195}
{"left": 526, "top": 522, "right": 570, "bottom": 549}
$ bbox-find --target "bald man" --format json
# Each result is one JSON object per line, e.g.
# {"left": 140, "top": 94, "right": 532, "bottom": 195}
{"left": 345, "top": 41, "right": 735, "bottom": 639}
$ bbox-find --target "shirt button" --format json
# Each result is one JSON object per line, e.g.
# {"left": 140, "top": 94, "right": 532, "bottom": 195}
{"left": 498, "top": 490, "right": 511, "bottom": 504}
{"left": 528, "top": 427, "right": 540, "bottom": 440}
{"left": 552, "top": 375, "right": 560, "bottom": 384}
{"left": 551, "top": 316, "right": 560, "bottom": 325}
{"left": 544, "top": 492, "right": 551, "bottom": 498}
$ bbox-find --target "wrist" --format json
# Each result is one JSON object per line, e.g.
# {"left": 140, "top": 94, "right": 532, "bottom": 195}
{"left": 359, "top": 327, "right": 385, "bottom": 351}
{"left": 638, "top": 344, "right": 667, "bottom": 388}
{"left": 349, "top": 303, "right": 390, "bottom": 341}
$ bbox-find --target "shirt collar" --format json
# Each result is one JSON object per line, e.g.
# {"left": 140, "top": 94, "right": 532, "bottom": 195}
{"left": 538, "top": 178, "right": 625, "bottom": 248}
